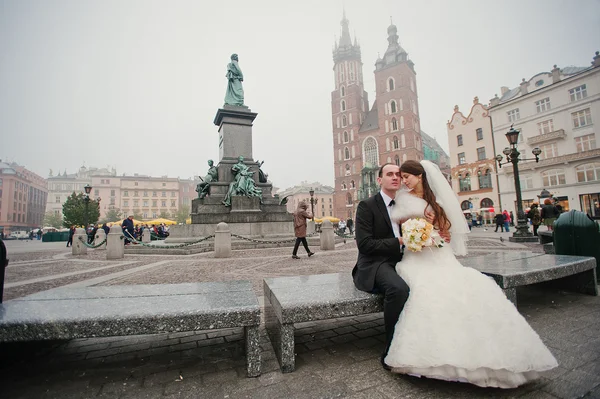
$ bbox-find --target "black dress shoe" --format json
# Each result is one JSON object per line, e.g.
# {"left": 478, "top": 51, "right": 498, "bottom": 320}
{"left": 292, "top": 255, "right": 300, "bottom": 259}
{"left": 380, "top": 355, "right": 392, "bottom": 371}
{"left": 307, "top": 252, "right": 315, "bottom": 257}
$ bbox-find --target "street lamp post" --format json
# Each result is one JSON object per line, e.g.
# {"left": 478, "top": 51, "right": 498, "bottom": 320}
{"left": 495, "top": 126, "right": 542, "bottom": 242}
{"left": 308, "top": 188, "right": 318, "bottom": 220}
{"left": 83, "top": 184, "right": 92, "bottom": 229}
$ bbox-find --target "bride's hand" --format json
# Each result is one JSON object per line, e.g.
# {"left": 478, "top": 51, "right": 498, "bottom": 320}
{"left": 424, "top": 210, "right": 435, "bottom": 225}
{"left": 439, "top": 229, "right": 451, "bottom": 243}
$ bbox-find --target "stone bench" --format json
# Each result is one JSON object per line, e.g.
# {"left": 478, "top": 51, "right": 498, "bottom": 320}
{"left": 538, "top": 230, "right": 553, "bottom": 244}
{"left": 461, "top": 252, "right": 598, "bottom": 306}
{"left": 0, "top": 282, "right": 261, "bottom": 377}
{"left": 263, "top": 273, "right": 382, "bottom": 373}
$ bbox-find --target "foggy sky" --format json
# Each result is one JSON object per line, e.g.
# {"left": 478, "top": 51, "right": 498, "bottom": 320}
{"left": 1, "top": 0, "right": 599, "bottom": 190}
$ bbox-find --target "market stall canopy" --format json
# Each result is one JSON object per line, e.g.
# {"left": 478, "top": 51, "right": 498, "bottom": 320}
{"left": 314, "top": 216, "right": 340, "bottom": 224}
{"left": 146, "top": 218, "right": 177, "bottom": 225}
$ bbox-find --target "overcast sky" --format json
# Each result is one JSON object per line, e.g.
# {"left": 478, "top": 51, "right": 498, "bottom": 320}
{"left": 2, "top": 0, "right": 599, "bottom": 190}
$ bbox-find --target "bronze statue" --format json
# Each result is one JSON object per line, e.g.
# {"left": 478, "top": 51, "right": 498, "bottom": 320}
{"left": 196, "top": 160, "right": 218, "bottom": 199}
{"left": 222, "top": 156, "right": 262, "bottom": 206}
{"left": 224, "top": 54, "right": 244, "bottom": 106}
{"left": 257, "top": 160, "right": 268, "bottom": 183}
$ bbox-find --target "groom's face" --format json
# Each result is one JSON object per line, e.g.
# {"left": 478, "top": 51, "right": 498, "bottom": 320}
{"left": 378, "top": 164, "right": 401, "bottom": 193}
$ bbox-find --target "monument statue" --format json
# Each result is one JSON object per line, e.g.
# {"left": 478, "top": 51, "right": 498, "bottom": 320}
{"left": 257, "top": 160, "right": 268, "bottom": 183}
{"left": 222, "top": 156, "right": 263, "bottom": 206}
{"left": 195, "top": 160, "right": 218, "bottom": 199}
{"left": 224, "top": 53, "right": 244, "bottom": 106}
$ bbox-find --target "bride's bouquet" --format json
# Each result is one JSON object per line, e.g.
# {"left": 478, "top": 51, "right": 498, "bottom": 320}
{"left": 401, "top": 218, "right": 445, "bottom": 252}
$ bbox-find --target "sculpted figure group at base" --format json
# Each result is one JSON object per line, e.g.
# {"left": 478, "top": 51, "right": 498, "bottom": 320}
{"left": 196, "top": 160, "right": 218, "bottom": 199}
{"left": 222, "top": 156, "right": 262, "bottom": 207}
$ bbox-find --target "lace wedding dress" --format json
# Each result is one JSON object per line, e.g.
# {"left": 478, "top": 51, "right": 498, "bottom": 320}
{"left": 384, "top": 190, "right": 558, "bottom": 388}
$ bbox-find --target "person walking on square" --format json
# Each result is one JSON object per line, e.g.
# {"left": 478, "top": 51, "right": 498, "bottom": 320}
{"left": 66, "top": 225, "right": 75, "bottom": 247}
{"left": 122, "top": 215, "right": 135, "bottom": 245}
{"left": 503, "top": 210, "right": 511, "bottom": 232}
{"left": 494, "top": 213, "right": 504, "bottom": 232}
{"left": 292, "top": 200, "right": 314, "bottom": 259}
{"left": 346, "top": 217, "right": 354, "bottom": 234}
{"left": 527, "top": 203, "right": 542, "bottom": 236}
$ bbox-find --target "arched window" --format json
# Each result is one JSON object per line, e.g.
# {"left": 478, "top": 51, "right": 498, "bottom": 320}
{"left": 363, "top": 137, "right": 379, "bottom": 166}
{"left": 344, "top": 147, "right": 350, "bottom": 160}
{"left": 390, "top": 100, "right": 397, "bottom": 113}
{"left": 541, "top": 169, "right": 566, "bottom": 186}
{"left": 342, "top": 115, "right": 347, "bottom": 127}
{"left": 346, "top": 193, "right": 353, "bottom": 205}
{"left": 393, "top": 136, "right": 399, "bottom": 149}
{"left": 391, "top": 118, "right": 398, "bottom": 131}
{"left": 394, "top": 155, "right": 400, "bottom": 166}
{"left": 459, "top": 174, "right": 471, "bottom": 192}
{"left": 478, "top": 169, "right": 493, "bottom": 189}
{"left": 388, "top": 78, "right": 395, "bottom": 91}
{"left": 461, "top": 200, "right": 472, "bottom": 210}
{"left": 341, "top": 181, "right": 347, "bottom": 190}
{"left": 343, "top": 131, "right": 349, "bottom": 143}
{"left": 350, "top": 180, "right": 355, "bottom": 188}
{"left": 480, "top": 198, "right": 494, "bottom": 208}
{"left": 341, "top": 100, "right": 346, "bottom": 111}
{"left": 345, "top": 164, "right": 351, "bottom": 175}
{"left": 576, "top": 162, "right": 600, "bottom": 182}
{"left": 340, "top": 86, "right": 345, "bottom": 97}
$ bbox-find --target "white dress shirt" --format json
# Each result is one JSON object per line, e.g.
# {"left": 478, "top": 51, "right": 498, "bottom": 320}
{"left": 380, "top": 191, "right": 400, "bottom": 238}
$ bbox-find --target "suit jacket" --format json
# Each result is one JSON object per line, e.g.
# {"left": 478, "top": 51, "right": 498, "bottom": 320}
{"left": 352, "top": 192, "right": 403, "bottom": 292}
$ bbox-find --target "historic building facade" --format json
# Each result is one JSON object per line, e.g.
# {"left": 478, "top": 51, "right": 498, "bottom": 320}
{"left": 331, "top": 14, "right": 426, "bottom": 219}
{"left": 277, "top": 182, "right": 334, "bottom": 218}
{"left": 489, "top": 52, "right": 600, "bottom": 218}
{"left": 447, "top": 97, "right": 500, "bottom": 220}
{"left": 0, "top": 160, "right": 48, "bottom": 234}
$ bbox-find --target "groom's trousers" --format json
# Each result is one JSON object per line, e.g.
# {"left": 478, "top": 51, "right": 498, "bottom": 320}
{"left": 373, "top": 262, "right": 410, "bottom": 354}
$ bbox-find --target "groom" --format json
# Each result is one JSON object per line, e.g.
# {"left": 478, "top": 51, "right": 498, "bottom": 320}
{"left": 352, "top": 163, "right": 408, "bottom": 370}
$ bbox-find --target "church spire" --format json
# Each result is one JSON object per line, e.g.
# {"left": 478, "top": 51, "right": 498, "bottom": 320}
{"left": 339, "top": 9, "right": 352, "bottom": 47}
{"left": 333, "top": 10, "right": 361, "bottom": 63}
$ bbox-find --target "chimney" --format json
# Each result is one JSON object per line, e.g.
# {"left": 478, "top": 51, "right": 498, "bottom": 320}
{"left": 500, "top": 86, "right": 510, "bottom": 95}
{"left": 519, "top": 78, "right": 529, "bottom": 95}
{"left": 551, "top": 65, "right": 561, "bottom": 83}
{"left": 593, "top": 51, "right": 600, "bottom": 68}
{"left": 490, "top": 94, "right": 500, "bottom": 107}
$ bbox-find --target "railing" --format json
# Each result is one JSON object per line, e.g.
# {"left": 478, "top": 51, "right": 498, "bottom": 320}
{"left": 526, "top": 129, "right": 566, "bottom": 146}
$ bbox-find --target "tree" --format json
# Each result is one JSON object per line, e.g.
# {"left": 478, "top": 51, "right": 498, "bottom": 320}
{"left": 62, "top": 192, "right": 100, "bottom": 227}
{"left": 43, "top": 211, "right": 63, "bottom": 229}
{"left": 132, "top": 209, "right": 143, "bottom": 220}
{"left": 158, "top": 210, "right": 172, "bottom": 219}
{"left": 101, "top": 208, "right": 123, "bottom": 223}
{"left": 174, "top": 205, "right": 190, "bottom": 224}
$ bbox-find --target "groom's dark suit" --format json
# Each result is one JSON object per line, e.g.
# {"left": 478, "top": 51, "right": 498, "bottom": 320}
{"left": 352, "top": 191, "right": 410, "bottom": 357}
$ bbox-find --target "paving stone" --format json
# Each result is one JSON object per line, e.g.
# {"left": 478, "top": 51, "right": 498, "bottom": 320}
{"left": 542, "top": 377, "right": 595, "bottom": 399}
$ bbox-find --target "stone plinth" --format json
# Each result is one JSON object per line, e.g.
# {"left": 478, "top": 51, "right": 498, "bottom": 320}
{"left": 214, "top": 105, "right": 257, "bottom": 162}
{"left": 95, "top": 230, "right": 106, "bottom": 250}
{"left": 106, "top": 225, "right": 124, "bottom": 260}
{"left": 320, "top": 220, "right": 335, "bottom": 250}
{"left": 214, "top": 222, "right": 232, "bottom": 258}
{"left": 72, "top": 228, "right": 87, "bottom": 255}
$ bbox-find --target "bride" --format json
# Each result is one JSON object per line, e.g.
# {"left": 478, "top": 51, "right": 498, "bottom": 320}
{"left": 384, "top": 160, "right": 558, "bottom": 388}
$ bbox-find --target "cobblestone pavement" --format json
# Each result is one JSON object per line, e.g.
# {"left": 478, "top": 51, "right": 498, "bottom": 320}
{"left": 1, "top": 233, "right": 599, "bottom": 399}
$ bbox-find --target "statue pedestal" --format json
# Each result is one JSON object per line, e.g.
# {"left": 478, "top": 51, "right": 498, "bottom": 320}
{"left": 214, "top": 105, "right": 257, "bottom": 163}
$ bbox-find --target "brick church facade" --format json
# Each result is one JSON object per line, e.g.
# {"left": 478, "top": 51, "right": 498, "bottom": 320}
{"left": 331, "top": 13, "right": 424, "bottom": 220}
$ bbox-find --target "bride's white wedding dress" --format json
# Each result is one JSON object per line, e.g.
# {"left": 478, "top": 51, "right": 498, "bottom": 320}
{"left": 384, "top": 190, "right": 558, "bottom": 388}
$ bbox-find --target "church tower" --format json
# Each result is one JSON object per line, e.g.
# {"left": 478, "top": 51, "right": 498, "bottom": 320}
{"left": 373, "top": 22, "right": 424, "bottom": 168}
{"left": 331, "top": 11, "right": 369, "bottom": 220}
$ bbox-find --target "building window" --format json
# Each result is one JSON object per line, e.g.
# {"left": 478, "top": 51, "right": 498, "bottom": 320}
{"left": 364, "top": 137, "right": 379, "bottom": 166}
{"left": 350, "top": 180, "right": 355, "bottom": 189}
{"left": 542, "top": 169, "right": 566, "bottom": 187}
{"left": 342, "top": 115, "right": 347, "bottom": 127}
{"left": 94, "top": 189, "right": 99, "bottom": 196}
{"left": 459, "top": 174, "right": 471, "bottom": 192}
{"left": 143, "top": 191, "right": 148, "bottom": 197}
{"left": 110, "top": 190, "right": 115, "bottom": 196}
{"left": 124, "top": 191, "right": 129, "bottom": 197}
{"left": 576, "top": 163, "right": 600, "bottom": 182}
{"left": 478, "top": 169, "right": 492, "bottom": 189}
{"left": 535, "top": 97, "right": 551, "bottom": 113}
{"left": 458, "top": 152, "right": 466, "bottom": 165}
{"left": 152, "top": 191, "right": 157, "bottom": 197}
{"left": 124, "top": 200, "right": 129, "bottom": 207}
{"left": 134, "top": 200, "right": 139, "bottom": 207}
{"left": 572, "top": 108, "right": 592, "bottom": 128}
{"left": 152, "top": 200, "right": 157, "bottom": 207}
{"left": 476, "top": 128, "right": 483, "bottom": 141}
{"left": 161, "top": 201, "right": 166, "bottom": 207}
{"left": 394, "top": 155, "right": 400, "bottom": 166}
{"left": 344, "top": 147, "right": 350, "bottom": 160}
{"left": 341, "top": 100, "right": 346, "bottom": 111}
{"left": 390, "top": 100, "right": 397, "bottom": 113}
{"left": 388, "top": 78, "right": 394, "bottom": 91}
{"left": 345, "top": 164, "right": 351, "bottom": 175}
{"left": 457, "top": 135, "right": 463, "bottom": 146}
{"left": 539, "top": 143, "right": 558, "bottom": 159}
{"left": 162, "top": 191, "right": 166, "bottom": 197}
{"left": 476, "top": 147, "right": 486, "bottom": 161}
{"left": 575, "top": 134, "right": 596, "bottom": 152}
{"left": 569, "top": 84, "right": 587, "bottom": 102}
{"left": 393, "top": 136, "right": 399, "bottom": 149}
{"left": 340, "top": 86, "right": 345, "bottom": 97}
{"left": 461, "top": 200, "right": 471, "bottom": 210}
{"left": 134, "top": 182, "right": 138, "bottom": 186}
{"left": 171, "top": 192, "right": 176, "bottom": 197}
{"left": 391, "top": 118, "right": 398, "bottom": 131}
{"left": 507, "top": 108, "right": 520, "bottom": 123}
{"left": 341, "top": 181, "right": 347, "bottom": 190}
{"left": 134, "top": 191, "right": 138, "bottom": 197}
{"left": 537, "top": 119, "right": 554, "bottom": 135}
{"left": 171, "top": 200, "right": 176, "bottom": 207}
{"left": 143, "top": 200, "right": 148, "bottom": 207}
{"left": 55, "top": 196, "right": 60, "bottom": 203}
{"left": 480, "top": 198, "right": 494, "bottom": 208}
{"left": 343, "top": 131, "right": 349, "bottom": 143}
{"left": 346, "top": 193, "right": 353, "bottom": 205}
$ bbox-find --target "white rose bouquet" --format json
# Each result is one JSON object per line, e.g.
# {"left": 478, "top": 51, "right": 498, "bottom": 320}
{"left": 401, "top": 217, "right": 445, "bottom": 252}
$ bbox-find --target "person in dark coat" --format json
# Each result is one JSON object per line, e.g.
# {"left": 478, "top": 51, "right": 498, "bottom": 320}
{"left": 122, "top": 216, "right": 135, "bottom": 245}
{"left": 66, "top": 226, "right": 75, "bottom": 247}
{"left": 292, "top": 200, "right": 314, "bottom": 259}
{"left": 346, "top": 217, "right": 354, "bottom": 234}
{"left": 494, "top": 213, "right": 505, "bottom": 232}
{"left": 102, "top": 223, "right": 110, "bottom": 236}
{"left": 527, "top": 204, "right": 542, "bottom": 236}
{"left": 540, "top": 199, "right": 559, "bottom": 231}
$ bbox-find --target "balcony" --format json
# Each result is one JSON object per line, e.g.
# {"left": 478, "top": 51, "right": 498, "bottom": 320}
{"left": 526, "top": 129, "right": 566, "bottom": 146}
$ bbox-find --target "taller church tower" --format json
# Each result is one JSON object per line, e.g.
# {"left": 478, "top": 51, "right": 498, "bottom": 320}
{"left": 331, "top": 12, "right": 369, "bottom": 220}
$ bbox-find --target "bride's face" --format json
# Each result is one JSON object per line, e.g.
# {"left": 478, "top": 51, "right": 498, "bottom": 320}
{"left": 401, "top": 172, "right": 422, "bottom": 191}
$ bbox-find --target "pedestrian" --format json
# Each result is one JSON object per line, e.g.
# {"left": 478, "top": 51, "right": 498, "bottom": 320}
{"left": 88, "top": 224, "right": 98, "bottom": 244}
{"left": 102, "top": 223, "right": 110, "bottom": 236}
{"left": 502, "top": 210, "right": 511, "bottom": 232}
{"left": 541, "top": 199, "right": 559, "bottom": 231}
{"left": 494, "top": 213, "right": 504, "bottom": 232}
{"left": 527, "top": 203, "right": 542, "bottom": 236}
{"left": 36, "top": 229, "right": 42, "bottom": 240}
{"left": 122, "top": 215, "right": 135, "bottom": 245}
{"left": 338, "top": 219, "right": 346, "bottom": 234}
{"left": 292, "top": 200, "right": 314, "bottom": 259}
{"left": 509, "top": 211, "right": 515, "bottom": 226}
{"left": 66, "top": 225, "right": 75, "bottom": 247}
{"left": 346, "top": 217, "right": 354, "bottom": 234}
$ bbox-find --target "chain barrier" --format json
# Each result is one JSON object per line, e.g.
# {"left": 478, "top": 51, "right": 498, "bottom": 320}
{"left": 77, "top": 236, "right": 108, "bottom": 249}
{"left": 124, "top": 231, "right": 214, "bottom": 248}
{"left": 149, "top": 231, "right": 166, "bottom": 240}
{"left": 230, "top": 233, "right": 297, "bottom": 244}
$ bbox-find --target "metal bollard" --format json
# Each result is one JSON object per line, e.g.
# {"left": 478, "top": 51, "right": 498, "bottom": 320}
{"left": 320, "top": 220, "right": 335, "bottom": 250}
{"left": 72, "top": 228, "right": 88, "bottom": 255}
{"left": 214, "top": 222, "right": 232, "bottom": 258}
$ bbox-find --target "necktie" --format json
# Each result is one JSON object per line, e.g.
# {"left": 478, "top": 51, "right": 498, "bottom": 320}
{"left": 389, "top": 200, "right": 395, "bottom": 207}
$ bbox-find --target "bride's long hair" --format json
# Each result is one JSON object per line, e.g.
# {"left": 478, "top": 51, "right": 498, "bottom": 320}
{"left": 400, "top": 160, "right": 451, "bottom": 231}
